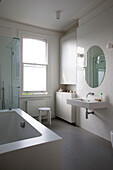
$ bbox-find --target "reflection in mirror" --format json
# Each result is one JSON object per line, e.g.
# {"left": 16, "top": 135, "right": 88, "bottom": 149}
{"left": 85, "top": 46, "right": 106, "bottom": 88}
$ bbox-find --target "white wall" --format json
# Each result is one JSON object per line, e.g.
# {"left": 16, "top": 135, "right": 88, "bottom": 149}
{"left": 0, "top": 19, "right": 60, "bottom": 117}
{"left": 76, "top": 0, "right": 113, "bottom": 140}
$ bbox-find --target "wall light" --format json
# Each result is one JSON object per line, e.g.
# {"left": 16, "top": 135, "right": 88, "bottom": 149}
{"left": 77, "top": 46, "right": 84, "bottom": 57}
{"left": 77, "top": 53, "right": 84, "bottom": 57}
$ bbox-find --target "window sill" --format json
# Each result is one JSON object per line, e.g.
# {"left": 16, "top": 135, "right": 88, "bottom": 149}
{"left": 19, "top": 94, "right": 51, "bottom": 99}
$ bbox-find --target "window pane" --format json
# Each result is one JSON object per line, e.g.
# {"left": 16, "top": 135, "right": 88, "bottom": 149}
{"left": 23, "top": 38, "right": 47, "bottom": 64}
{"left": 23, "top": 64, "right": 46, "bottom": 91}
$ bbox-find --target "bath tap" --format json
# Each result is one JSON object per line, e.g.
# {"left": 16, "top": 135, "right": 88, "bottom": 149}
{"left": 20, "top": 121, "right": 25, "bottom": 128}
{"left": 86, "top": 92, "right": 94, "bottom": 98}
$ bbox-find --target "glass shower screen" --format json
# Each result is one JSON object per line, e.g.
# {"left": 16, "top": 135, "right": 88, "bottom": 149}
{"left": 0, "top": 36, "right": 20, "bottom": 110}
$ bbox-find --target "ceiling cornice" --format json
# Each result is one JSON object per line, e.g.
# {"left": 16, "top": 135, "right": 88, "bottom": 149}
{"left": 63, "top": 19, "right": 79, "bottom": 35}
{"left": 0, "top": 17, "right": 63, "bottom": 33}
{"left": 71, "top": 0, "right": 107, "bottom": 21}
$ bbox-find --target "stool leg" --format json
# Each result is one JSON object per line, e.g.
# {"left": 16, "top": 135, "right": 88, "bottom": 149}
{"left": 39, "top": 110, "right": 42, "bottom": 123}
{"left": 47, "top": 111, "right": 49, "bottom": 124}
{"left": 49, "top": 110, "right": 51, "bottom": 125}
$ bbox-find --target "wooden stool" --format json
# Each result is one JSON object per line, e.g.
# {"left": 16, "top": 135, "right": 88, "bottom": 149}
{"left": 38, "top": 107, "right": 51, "bottom": 125}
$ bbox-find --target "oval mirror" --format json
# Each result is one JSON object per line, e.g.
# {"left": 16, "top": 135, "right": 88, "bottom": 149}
{"left": 85, "top": 46, "right": 106, "bottom": 88}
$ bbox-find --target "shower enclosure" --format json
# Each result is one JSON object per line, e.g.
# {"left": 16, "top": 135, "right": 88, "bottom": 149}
{"left": 0, "top": 36, "right": 20, "bottom": 110}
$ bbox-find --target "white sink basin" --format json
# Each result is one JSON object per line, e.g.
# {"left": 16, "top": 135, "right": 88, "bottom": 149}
{"left": 67, "top": 98, "right": 108, "bottom": 109}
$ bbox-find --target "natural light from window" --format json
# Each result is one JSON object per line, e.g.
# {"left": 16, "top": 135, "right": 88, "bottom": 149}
{"left": 22, "top": 38, "right": 48, "bottom": 93}
{"left": 23, "top": 38, "right": 47, "bottom": 64}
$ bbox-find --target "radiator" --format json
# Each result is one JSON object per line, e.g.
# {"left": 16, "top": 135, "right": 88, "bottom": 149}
{"left": 26, "top": 99, "right": 46, "bottom": 117}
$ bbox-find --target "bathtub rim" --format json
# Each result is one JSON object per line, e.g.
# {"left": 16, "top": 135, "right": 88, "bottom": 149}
{"left": 0, "top": 108, "right": 62, "bottom": 154}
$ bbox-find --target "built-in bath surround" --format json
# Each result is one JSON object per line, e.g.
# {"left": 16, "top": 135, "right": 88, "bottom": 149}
{"left": 0, "top": 109, "right": 62, "bottom": 170}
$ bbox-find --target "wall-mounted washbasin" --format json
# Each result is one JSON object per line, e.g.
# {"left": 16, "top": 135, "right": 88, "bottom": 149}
{"left": 67, "top": 98, "right": 108, "bottom": 109}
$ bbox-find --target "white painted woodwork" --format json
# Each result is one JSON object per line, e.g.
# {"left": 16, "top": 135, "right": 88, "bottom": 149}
{"left": 56, "top": 92, "right": 76, "bottom": 123}
{"left": 60, "top": 31, "right": 77, "bottom": 84}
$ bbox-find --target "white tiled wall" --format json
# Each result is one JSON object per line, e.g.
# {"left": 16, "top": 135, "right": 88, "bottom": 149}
{"left": 76, "top": 2, "right": 113, "bottom": 140}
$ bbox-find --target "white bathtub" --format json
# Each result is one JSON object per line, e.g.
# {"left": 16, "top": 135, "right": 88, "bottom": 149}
{"left": 0, "top": 109, "right": 62, "bottom": 170}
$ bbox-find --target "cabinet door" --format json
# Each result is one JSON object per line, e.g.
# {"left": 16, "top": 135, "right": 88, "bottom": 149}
{"left": 60, "top": 31, "right": 77, "bottom": 84}
{"left": 62, "top": 93, "right": 73, "bottom": 122}
{"left": 56, "top": 92, "right": 63, "bottom": 117}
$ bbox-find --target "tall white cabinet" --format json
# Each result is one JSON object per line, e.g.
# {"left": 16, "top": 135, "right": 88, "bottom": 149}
{"left": 60, "top": 31, "right": 77, "bottom": 84}
{"left": 56, "top": 92, "right": 76, "bottom": 123}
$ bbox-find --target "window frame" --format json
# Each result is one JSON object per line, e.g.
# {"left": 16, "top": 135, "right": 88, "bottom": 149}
{"left": 21, "top": 35, "right": 49, "bottom": 95}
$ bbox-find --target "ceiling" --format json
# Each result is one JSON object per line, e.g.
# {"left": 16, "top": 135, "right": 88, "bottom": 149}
{"left": 0, "top": 0, "right": 106, "bottom": 31}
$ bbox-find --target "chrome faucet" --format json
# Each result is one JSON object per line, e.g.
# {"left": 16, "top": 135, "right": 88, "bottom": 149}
{"left": 86, "top": 92, "right": 94, "bottom": 98}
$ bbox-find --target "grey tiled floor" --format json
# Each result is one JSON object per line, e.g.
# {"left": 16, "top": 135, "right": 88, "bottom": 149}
{"left": 44, "top": 118, "right": 113, "bottom": 170}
